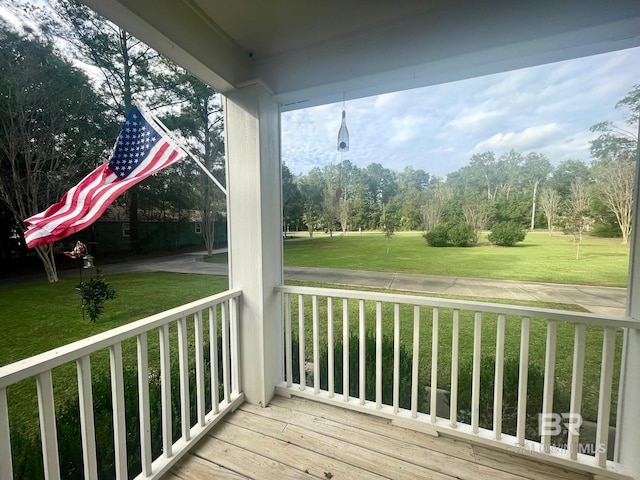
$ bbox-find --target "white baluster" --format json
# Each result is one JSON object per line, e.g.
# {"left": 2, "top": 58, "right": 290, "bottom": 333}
{"left": 137, "top": 333, "right": 152, "bottom": 476}
{"left": 159, "top": 324, "right": 172, "bottom": 458}
{"left": 177, "top": 317, "right": 191, "bottom": 441}
{"left": 109, "top": 343, "right": 127, "bottom": 479}
{"left": 328, "top": 297, "right": 335, "bottom": 397}
{"left": 595, "top": 326, "right": 616, "bottom": 468}
{"left": 471, "top": 312, "right": 482, "bottom": 434}
{"left": 494, "top": 314, "right": 506, "bottom": 440}
{"left": 431, "top": 307, "right": 439, "bottom": 423}
{"left": 450, "top": 309, "right": 460, "bottom": 428}
{"left": 37, "top": 370, "right": 60, "bottom": 480}
{"left": 411, "top": 305, "right": 420, "bottom": 418}
{"left": 76, "top": 355, "right": 97, "bottom": 478}
{"left": 516, "top": 317, "right": 531, "bottom": 446}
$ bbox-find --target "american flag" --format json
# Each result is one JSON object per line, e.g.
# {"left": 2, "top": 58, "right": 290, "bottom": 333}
{"left": 24, "top": 105, "right": 186, "bottom": 248}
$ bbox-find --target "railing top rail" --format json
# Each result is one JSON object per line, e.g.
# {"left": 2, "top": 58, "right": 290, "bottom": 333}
{"left": 0, "top": 288, "right": 242, "bottom": 388}
{"left": 276, "top": 284, "right": 638, "bottom": 329}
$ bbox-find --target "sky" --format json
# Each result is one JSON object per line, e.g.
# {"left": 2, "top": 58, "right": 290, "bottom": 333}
{"left": 2, "top": 3, "right": 639, "bottom": 181}
{"left": 281, "top": 46, "right": 640, "bottom": 179}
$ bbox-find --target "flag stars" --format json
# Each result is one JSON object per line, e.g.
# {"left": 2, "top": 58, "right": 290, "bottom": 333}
{"left": 109, "top": 110, "right": 164, "bottom": 179}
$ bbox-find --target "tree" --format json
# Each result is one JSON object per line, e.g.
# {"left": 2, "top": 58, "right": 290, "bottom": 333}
{"left": 564, "top": 179, "right": 592, "bottom": 259}
{"left": 496, "top": 150, "right": 523, "bottom": 200}
{"left": 538, "top": 188, "right": 561, "bottom": 236}
{"left": 592, "top": 157, "right": 635, "bottom": 244}
{"left": 421, "top": 183, "right": 453, "bottom": 232}
{"left": 0, "top": 22, "right": 110, "bottom": 282}
{"left": 297, "top": 169, "right": 324, "bottom": 238}
{"left": 381, "top": 205, "right": 396, "bottom": 254}
{"left": 590, "top": 121, "right": 636, "bottom": 161}
{"left": 395, "top": 166, "right": 429, "bottom": 230}
{"left": 51, "top": 0, "right": 169, "bottom": 252}
{"left": 522, "top": 152, "right": 552, "bottom": 229}
{"left": 160, "top": 69, "right": 225, "bottom": 255}
{"left": 282, "top": 163, "right": 302, "bottom": 233}
{"left": 322, "top": 189, "right": 340, "bottom": 235}
{"left": 589, "top": 84, "right": 639, "bottom": 244}
{"left": 466, "top": 151, "right": 499, "bottom": 200}
{"left": 462, "top": 197, "right": 493, "bottom": 242}
{"left": 547, "top": 159, "right": 590, "bottom": 198}
{"left": 338, "top": 197, "right": 351, "bottom": 235}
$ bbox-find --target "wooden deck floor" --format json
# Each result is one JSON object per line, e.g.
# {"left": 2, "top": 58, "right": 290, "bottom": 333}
{"left": 165, "top": 396, "right": 593, "bottom": 480}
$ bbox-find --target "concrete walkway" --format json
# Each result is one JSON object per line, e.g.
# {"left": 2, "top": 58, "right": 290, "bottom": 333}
{"left": 81, "top": 250, "right": 627, "bottom": 317}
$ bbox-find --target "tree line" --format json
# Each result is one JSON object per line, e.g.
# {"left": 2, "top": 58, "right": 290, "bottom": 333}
{"left": 0, "top": 0, "right": 225, "bottom": 281}
{"left": 1, "top": 1, "right": 638, "bottom": 282}
{"left": 283, "top": 85, "right": 639, "bottom": 246}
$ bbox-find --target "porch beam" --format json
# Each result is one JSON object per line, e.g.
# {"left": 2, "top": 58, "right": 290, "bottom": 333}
{"left": 223, "top": 82, "right": 283, "bottom": 406}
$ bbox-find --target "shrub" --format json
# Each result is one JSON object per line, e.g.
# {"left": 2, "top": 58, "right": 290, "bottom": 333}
{"left": 76, "top": 269, "right": 117, "bottom": 322}
{"left": 423, "top": 225, "right": 450, "bottom": 247}
{"left": 289, "top": 332, "right": 424, "bottom": 410}
{"left": 11, "top": 336, "right": 225, "bottom": 479}
{"left": 447, "top": 223, "right": 475, "bottom": 247}
{"left": 456, "top": 355, "right": 570, "bottom": 440}
{"left": 424, "top": 223, "right": 476, "bottom": 247}
{"left": 488, "top": 222, "right": 526, "bottom": 246}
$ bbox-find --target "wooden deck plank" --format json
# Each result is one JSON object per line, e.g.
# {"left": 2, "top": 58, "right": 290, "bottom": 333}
{"left": 272, "top": 395, "right": 592, "bottom": 480}
{"left": 191, "top": 435, "right": 314, "bottom": 479}
{"left": 227, "top": 408, "right": 457, "bottom": 480}
{"left": 472, "top": 444, "right": 592, "bottom": 480}
{"left": 170, "top": 453, "right": 250, "bottom": 479}
{"left": 161, "top": 473, "right": 184, "bottom": 480}
{"left": 270, "top": 395, "right": 476, "bottom": 460}
{"left": 242, "top": 401, "right": 535, "bottom": 480}
{"left": 166, "top": 396, "right": 600, "bottom": 480}
{"left": 212, "top": 419, "right": 390, "bottom": 480}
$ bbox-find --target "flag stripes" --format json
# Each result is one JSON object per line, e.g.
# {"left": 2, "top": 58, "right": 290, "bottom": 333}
{"left": 24, "top": 107, "right": 185, "bottom": 248}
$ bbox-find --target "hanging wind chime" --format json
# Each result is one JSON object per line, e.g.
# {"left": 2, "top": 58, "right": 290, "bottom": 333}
{"left": 337, "top": 103, "right": 349, "bottom": 154}
{"left": 335, "top": 100, "right": 350, "bottom": 217}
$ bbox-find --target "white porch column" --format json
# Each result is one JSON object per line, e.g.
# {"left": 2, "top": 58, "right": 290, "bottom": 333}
{"left": 222, "top": 82, "right": 283, "bottom": 406}
{"left": 616, "top": 152, "right": 640, "bottom": 475}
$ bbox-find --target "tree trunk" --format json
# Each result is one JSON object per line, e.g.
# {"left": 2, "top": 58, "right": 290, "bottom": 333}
{"left": 34, "top": 244, "right": 58, "bottom": 282}
{"left": 530, "top": 180, "right": 539, "bottom": 230}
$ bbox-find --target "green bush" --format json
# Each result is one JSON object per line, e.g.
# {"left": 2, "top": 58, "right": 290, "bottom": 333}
{"left": 76, "top": 269, "right": 117, "bottom": 322}
{"left": 447, "top": 223, "right": 475, "bottom": 247}
{"left": 11, "top": 336, "right": 225, "bottom": 479}
{"left": 456, "top": 355, "right": 570, "bottom": 440}
{"left": 424, "top": 223, "right": 475, "bottom": 247}
{"left": 289, "top": 332, "right": 423, "bottom": 410}
{"left": 488, "top": 222, "right": 527, "bottom": 246}
{"left": 423, "top": 225, "right": 451, "bottom": 247}
{"left": 591, "top": 221, "right": 621, "bottom": 238}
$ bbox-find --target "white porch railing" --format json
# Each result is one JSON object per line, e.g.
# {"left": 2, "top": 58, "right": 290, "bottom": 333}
{"left": 0, "top": 288, "right": 242, "bottom": 480}
{"left": 276, "top": 284, "right": 638, "bottom": 479}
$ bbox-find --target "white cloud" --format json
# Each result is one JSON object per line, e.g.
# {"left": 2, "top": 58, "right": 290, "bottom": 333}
{"left": 446, "top": 109, "right": 503, "bottom": 131}
{"left": 388, "top": 115, "right": 425, "bottom": 144}
{"left": 473, "top": 123, "right": 561, "bottom": 151}
{"left": 282, "top": 46, "right": 640, "bottom": 177}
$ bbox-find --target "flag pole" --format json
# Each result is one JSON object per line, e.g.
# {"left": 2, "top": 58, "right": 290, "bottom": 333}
{"left": 134, "top": 100, "right": 227, "bottom": 196}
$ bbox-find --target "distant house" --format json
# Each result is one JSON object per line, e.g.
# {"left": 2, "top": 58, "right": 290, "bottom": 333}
{"left": 66, "top": 205, "right": 227, "bottom": 256}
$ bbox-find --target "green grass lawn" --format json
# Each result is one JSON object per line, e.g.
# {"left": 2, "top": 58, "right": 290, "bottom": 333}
{"left": 2, "top": 232, "right": 626, "bottom": 446}
{"left": 285, "top": 232, "right": 630, "bottom": 287}
{"left": 0, "top": 273, "right": 230, "bottom": 438}
{"left": 0, "top": 272, "right": 229, "bottom": 366}
{"left": 207, "top": 232, "right": 629, "bottom": 287}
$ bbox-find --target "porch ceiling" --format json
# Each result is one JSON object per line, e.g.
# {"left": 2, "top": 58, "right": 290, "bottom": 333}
{"left": 80, "top": 0, "right": 640, "bottom": 110}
